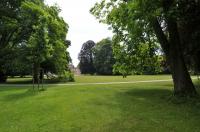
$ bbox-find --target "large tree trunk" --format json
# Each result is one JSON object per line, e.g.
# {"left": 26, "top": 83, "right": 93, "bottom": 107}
{"left": 169, "top": 42, "right": 197, "bottom": 96}
{"left": 167, "top": 18, "right": 197, "bottom": 96}
{"left": 152, "top": 18, "right": 197, "bottom": 97}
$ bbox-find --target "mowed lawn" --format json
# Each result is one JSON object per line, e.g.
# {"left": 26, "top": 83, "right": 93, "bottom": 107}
{"left": 0, "top": 75, "right": 200, "bottom": 132}
{"left": 6, "top": 75, "right": 172, "bottom": 84}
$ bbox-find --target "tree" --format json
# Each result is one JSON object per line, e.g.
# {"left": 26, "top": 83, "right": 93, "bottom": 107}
{"left": 91, "top": 0, "right": 200, "bottom": 96}
{"left": 93, "top": 38, "right": 115, "bottom": 75}
{"left": 4, "top": 46, "right": 32, "bottom": 77}
{"left": 21, "top": 1, "right": 72, "bottom": 82}
{"left": 112, "top": 35, "right": 162, "bottom": 75}
{"left": 0, "top": 0, "right": 25, "bottom": 82}
{"left": 0, "top": 0, "right": 38, "bottom": 82}
{"left": 0, "top": 0, "right": 73, "bottom": 82}
{"left": 0, "top": 0, "right": 25, "bottom": 49}
{"left": 78, "top": 40, "right": 96, "bottom": 74}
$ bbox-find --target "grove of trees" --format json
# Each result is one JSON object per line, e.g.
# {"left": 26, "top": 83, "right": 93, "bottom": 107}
{"left": 91, "top": 0, "right": 200, "bottom": 96}
{"left": 0, "top": 0, "right": 73, "bottom": 83}
{"left": 2, "top": 0, "right": 200, "bottom": 97}
{"left": 78, "top": 39, "right": 116, "bottom": 75}
{"left": 78, "top": 38, "right": 163, "bottom": 76}
{"left": 93, "top": 38, "right": 115, "bottom": 75}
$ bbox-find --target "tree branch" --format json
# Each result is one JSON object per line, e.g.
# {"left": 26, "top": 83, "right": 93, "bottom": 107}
{"left": 151, "top": 17, "right": 169, "bottom": 55}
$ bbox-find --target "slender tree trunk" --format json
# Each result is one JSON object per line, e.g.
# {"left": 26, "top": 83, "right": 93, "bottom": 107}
{"left": 0, "top": 52, "right": 7, "bottom": 83}
{"left": 0, "top": 69, "right": 7, "bottom": 83}
{"left": 33, "top": 63, "right": 40, "bottom": 83}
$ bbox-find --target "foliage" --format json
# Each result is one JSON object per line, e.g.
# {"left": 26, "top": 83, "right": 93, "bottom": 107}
{"left": 91, "top": 0, "right": 200, "bottom": 96}
{"left": 112, "top": 36, "right": 163, "bottom": 75}
{"left": 91, "top": 1, "right": 163, "bottom": 75}
{"left": 0, "top": 0, "right": 25, "bottom": 82}
{"left": 46, "top": 71, "right": 74, "bottom": 83}
{"left": 4, "top": 47, "right": 32, "bottom": 77}
{"left": 93, "top": 38, "right": 115, "bottom": 75}
{"left": 0, "top": 0, "right": 73, "bottom": 82}
{"left": 78, "top": 40, "right": 96, "bottom": 74}
{"left": 57, "top": 71, "right": 74, "bottom": 82}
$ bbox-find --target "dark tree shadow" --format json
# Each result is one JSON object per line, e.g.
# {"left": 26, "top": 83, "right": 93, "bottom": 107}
{"left": 0, "top": 86, "right": 29, "bottom": 92}
{"left": 100, "top": 87, "right": 200, "bottom": 131}
{"left": 3, "top": 89, "right": 39, "bottom": 101}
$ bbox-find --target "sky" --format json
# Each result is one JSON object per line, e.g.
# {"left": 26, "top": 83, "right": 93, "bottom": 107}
{"left": 45, "top": 0, "right": 113, "bottom": 66}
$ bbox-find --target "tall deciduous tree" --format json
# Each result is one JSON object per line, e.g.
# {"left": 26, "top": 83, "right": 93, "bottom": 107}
{"left": 112, "top": 35, "right": 162, "bottom": 75}
{"left": 93, "top": 38, "right": 115, "bottom": 75}
{"left": 78, "top": 40, "right": 96, "bottom": 74}
{"left": 21, "top": 1, "right": 71, "bottom": 82}
{"left": 0, "top": 0, "right": 73, "bottom": 82}
{"left": 91, "top": 0, "right": 200, "bottom": 96}
{"left": 0, "top": 0, "right": 25, "bottom": 82}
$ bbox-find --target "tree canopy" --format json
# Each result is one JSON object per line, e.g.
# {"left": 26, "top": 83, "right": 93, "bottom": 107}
{"left": 0, "top": 0, "right": 73, "bottom": 82}
{"left": 78, "top": 40, "right": 96, "bottom": 74}
{"left": 93, "top": 38, "right": 115, "bottom": 75}
{"left": 91, "top": 0, "right": 200, "bottom": 96}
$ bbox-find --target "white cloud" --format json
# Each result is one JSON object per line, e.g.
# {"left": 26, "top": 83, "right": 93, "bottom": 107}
{"left": 45, "top": 0, "right": 113, "bottom": 66}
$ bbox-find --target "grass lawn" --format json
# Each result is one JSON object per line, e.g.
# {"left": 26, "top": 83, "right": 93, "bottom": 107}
{"left": 0, "top": 75, "right": 200, "bottom": 132}
{"left": 6, "top": 75, "right": 172, "bottom": 84}
{"left": 74, "top": 75, "right": 172, "bottom": 83}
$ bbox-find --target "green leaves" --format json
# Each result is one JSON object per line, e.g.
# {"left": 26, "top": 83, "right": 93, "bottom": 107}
{"left": 93, "top": 38, "right": 115, "bottom": 75}
{"left": 78, "top": 40, "right": 96, "bottom": 74}
{"left": 91, "top": 0, "right": 163, "bottom": 75}
{"left": 0, "top": 0, "right": 72, "bottom": 82}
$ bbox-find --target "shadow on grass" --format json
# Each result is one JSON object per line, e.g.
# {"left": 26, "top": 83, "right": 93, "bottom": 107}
{"left": 6, "top": 77, "right": 74, "bottom": 84}
{"left": 3, "top": 89, "right": 39, "bottom": 101}
{"left": 113, "top": 88, "right": 173, "bottom": 110}
{"left": 101, "top": 88, "right": 200, "bottom": 131}
{"left": 123, "top": 88, "right": 171, "bottom": 98}
{"left": 119, "top": 87, "right": 200, "bottom": 107}
{"left": 0, "top": 83, "right": 57, "bottom": 93}
{"left": 0, "top": 86, "right": 29, "bottom": 92}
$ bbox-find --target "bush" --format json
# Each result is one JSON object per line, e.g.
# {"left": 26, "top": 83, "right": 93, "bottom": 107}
{"left": 58, "top": 71, "right": 75, "bottom": 82}
{"left": 47, "top": 71, "right": 75, "bottom": 83}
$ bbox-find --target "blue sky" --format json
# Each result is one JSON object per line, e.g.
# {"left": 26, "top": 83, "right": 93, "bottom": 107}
{"left": 45, "top": 0, "right": 113, "bottom": 66}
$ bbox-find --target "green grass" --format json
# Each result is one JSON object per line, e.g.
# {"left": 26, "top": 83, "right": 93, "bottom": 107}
{"left": 0, "top": 75, "right": 200, "bottom": 132}
{"left": 6, "top": 75, "right": 172, "bottom": 84}
{"left": 6, "top": 77, "right": 32, "bottom": 84}
{"left": 74, "top": 75, "right": 172, "bottom": 83}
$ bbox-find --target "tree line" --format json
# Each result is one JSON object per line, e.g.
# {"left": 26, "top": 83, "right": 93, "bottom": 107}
{"left": 78, "top": 38, "right": 115, "bottom": 75}
{"left": 0, "top": 0, "right": 73, "bottom": 83}
{"left": 78, "top": 38, "right": 168, "bottom": 76}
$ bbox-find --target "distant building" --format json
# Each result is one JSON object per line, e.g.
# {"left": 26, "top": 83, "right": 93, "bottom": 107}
{"left": 75, "top": 68, "right": 81, "bottom": 75}
{"left": 68, "top": 64, "right": 81, "bottom": 75}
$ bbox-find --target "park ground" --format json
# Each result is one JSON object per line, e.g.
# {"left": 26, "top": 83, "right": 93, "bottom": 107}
{"left": 0, "top": 75, "right": 200, "bottom": 132}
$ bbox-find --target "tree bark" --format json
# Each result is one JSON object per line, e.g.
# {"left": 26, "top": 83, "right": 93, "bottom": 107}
{"left": 151, "top": 18, "right": 197, "bottom": 97}
{"left": 33, "top": 63, "right": 40, "bottom": 83}
{"left": 169, "top": 45, "right": 196, "bottom": 96}
{"left": 0, "top": 69, "right": 7, "bottom": 83}
{"left": 167, "top": 18, "right": 197, "bottom": 96}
